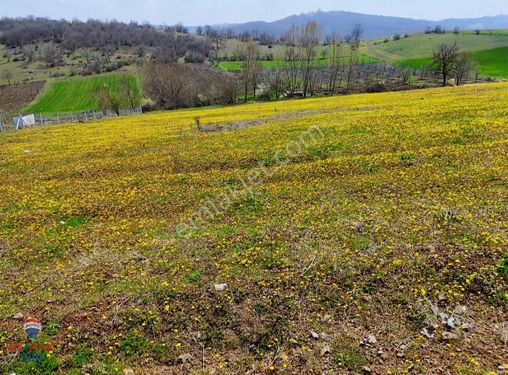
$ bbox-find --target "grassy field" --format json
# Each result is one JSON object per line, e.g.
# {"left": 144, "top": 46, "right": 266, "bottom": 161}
{"left": 396, "top": 46, "right": 508, "bottom": 78}
{"left": 1, "top": 83, "right": 507, "bottom": 374}
{"left": 468, "top": 29, "right": 508, "bottom": 36}
{"left": 219, "top": 31, "right": 508, "bottom": 77}
{"left": 379, "top": 31, "right": 508, "bottom": 78}
{"left": 21, "top": 73, "right": 142, "bottom": 114}
{"left": 469, "top": 47, "right": 508, "bottom": 78}
{"left": 219, "top": 40, "right": 381, "bottom": 72}
{"left": 368, "top": 31, "right": 508, "bottom": 60}
{"left": 217, "top": 53, "right": 379, "bottom": 71}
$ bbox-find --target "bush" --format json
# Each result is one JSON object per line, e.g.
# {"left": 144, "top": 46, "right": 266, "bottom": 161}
{"left": 366, "top": 81, "right": 386, "bottom": 93}
{"left": 184, "top": 51, "right": 206, "bottom": 63}
{"left": 141, "top": 98, "right": 156, "bottom": 112}
{"left": 119, "top": 332, "right": 149, "bottom": 357}
{"left": 334, "top": 345, "right": 368, "bottom": 371}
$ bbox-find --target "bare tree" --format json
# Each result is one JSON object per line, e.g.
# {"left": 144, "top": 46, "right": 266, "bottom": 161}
{"left": 141, "top": 61, "right": 240, "bottom": 109}
{"left": 347, "top": 24, "right": 363, "bottom": 49}
{"left": 3, "top": 49, "right": 12, "bottom": 62}
{"left": 327, "top": 31, "right": 344, "bottom": 95}
{"left": 119, "top": 76, "right": 138, "bottom": 108}
{"left": 102, "top": 46, "right": 114, "bottom": 64}
{"left": 238, "top": 40, "right": 262, "bottom": 102}
{"left": 345, "top": 24, "right": 363, "bottom": 93}
{"left": 455, "top": 53, "right": 472, "bottom": 85}
{"left": 432, "top": 43, "right": 459, "bottom": 86}
{"left": 41, "top": 44, "right": 62, "bottom": 67}
{"left": 204, "top": 26, "right": 224, "bottom": 60}
{"left": 141, "top": 61, "right": 188, "bottom": 108}
{"left": 224, "top": 28, "right": 235, "bottom": 39}
{"left": 265, "top": 68, "right": 285, "bottom": 99}
{"left": 281, "top": 26, "right": 300, "bottom": 94}
{"left": 95, "top": 86, "right": 122, "bottom": 115}
{"left": 22, "top": 45, "right": 36, "bottom": 62}
{"left": 299, "top": 21, "right": 321, "bottom": 98}
{"left": 2, "top": 69, "right": 14, "bottom": 85}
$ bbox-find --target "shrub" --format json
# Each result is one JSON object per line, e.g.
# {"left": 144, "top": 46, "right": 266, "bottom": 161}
{"left": 184, "top": 51, "right": 206, "bottom": 63}
{"left": 119, "top": 332, "right": 149, "bottom": 357}
{"left": 334, "top": 345, "right": 368, "bottom": 371}
{"left": 141, "top": 98, "right": 156, "bottom": 112}
{"left": 366, "top": 81, "right": 386, "bottom": 93}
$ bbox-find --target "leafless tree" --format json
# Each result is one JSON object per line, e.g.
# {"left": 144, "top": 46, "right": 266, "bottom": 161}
{"left": 22, "top": 45, "right": 36, "bottom": 62}
{"left": 119, "top": 76, "right": 138, "bottom": 108}
{"left": 153, "top": 46, "right": 177, "bottom": 63}
{"left": 432, "top": 43, "right": 460, "bottom": 86}
{"left": 2, "top": 69, "right": 14, "bottom": 85}
{"left": 102, "top": 46, "right": 115, "bottom": 64}
{"left": 265, "top": 68, "right": 285, "bottom": 99}
{"left": 95, "top": 86, "right": 122, "bottom": 115}
{"left": 345, "top": 24, "right": 363, "bottom": 93}
{"left": 141, "top": 61, "right": 188, "bottom": 108}
{"left": 3, "top": 49, "right": 12, "bottom": 62}
{"left": 347, "top": 24, "right": 363, "bottom": 49}
{"left": 141, "top": 61, "right": 240, "bottom": 109}
{"left": 326, "top": 31, "right": 344, "bottom": 95}
{"left": 224, "top": 28, "right": 236, "bottom": 39}
{"left": 281, "top": 25, "right": 300, "bottom": 94}
{"left": 455, "top": 53, "right": 472, "bottom": 85}
{"left": 238, "top": 40, "right": 262, "bottom": 102}
{"left": 299, "top": 21, "right": 321, "bottom": 98}
{"left": 41, "top": 44, "right": 62, "bottom": 67}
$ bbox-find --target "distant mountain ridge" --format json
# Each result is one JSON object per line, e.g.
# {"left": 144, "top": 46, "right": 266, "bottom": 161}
{"left": 214, "top": 11, "right": 508, "bottom": 39}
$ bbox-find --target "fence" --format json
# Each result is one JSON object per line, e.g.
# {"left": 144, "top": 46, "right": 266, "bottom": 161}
{"left": 0, "top": 106, "right": 143, "bottom": 132}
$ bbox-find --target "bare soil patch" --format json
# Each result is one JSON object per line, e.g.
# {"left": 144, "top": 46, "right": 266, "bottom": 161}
{"left": 0, "top": 81, "right": 45, "bottom": 114}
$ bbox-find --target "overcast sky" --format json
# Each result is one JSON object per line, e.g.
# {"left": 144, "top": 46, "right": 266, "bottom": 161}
{"left": 1, "top": 0, "right": 506, "bottom": 25}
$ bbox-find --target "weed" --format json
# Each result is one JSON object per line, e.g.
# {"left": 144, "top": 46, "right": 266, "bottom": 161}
{"left": 119, "top": 332, "right": 149, "bottom": 357}
{"left": 334, "top": 345, "right": 368, "bottom": 371}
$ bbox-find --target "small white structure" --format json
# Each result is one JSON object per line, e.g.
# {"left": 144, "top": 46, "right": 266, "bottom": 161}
{"left": 12, "top": 114, "right": 36, "bottom": 129}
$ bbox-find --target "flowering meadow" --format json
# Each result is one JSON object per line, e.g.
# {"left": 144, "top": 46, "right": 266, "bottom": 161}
{"left": 0, "top": 83, "right": 507, "bottom": 374}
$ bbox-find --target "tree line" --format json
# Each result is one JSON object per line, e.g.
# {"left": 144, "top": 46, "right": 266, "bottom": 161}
{"left": 138, "top": 21, "right": 476, "bottom": 112}
{"left": 0, "top": 17, "right": 212, "bottom": 70}
{"left": 2, "top": 17, "right": 478, "bottom": 111}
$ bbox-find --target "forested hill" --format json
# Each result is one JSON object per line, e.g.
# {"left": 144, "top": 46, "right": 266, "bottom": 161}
{"left": 219, "top": 11, "right": 508, "bottom": 39}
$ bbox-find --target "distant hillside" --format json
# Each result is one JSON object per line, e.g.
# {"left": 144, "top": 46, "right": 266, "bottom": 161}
{"left": 219, "top": 11, "right": 508, "bottom": 39}
{"left": 368, "top": 30, "right": 508, "bottom": 59}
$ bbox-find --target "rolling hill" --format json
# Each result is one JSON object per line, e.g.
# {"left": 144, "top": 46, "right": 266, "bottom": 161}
{"left": 367, "top": 30, "right": 508, "bottom": 78}
{"left": 220, "top": 10, "right": 508, "bottom": 39}
{"left": 469, "top": 46, "right": 508, "bottom": 78}
{"left": 368, "top": 30, "right": 508, "bottom": 60}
